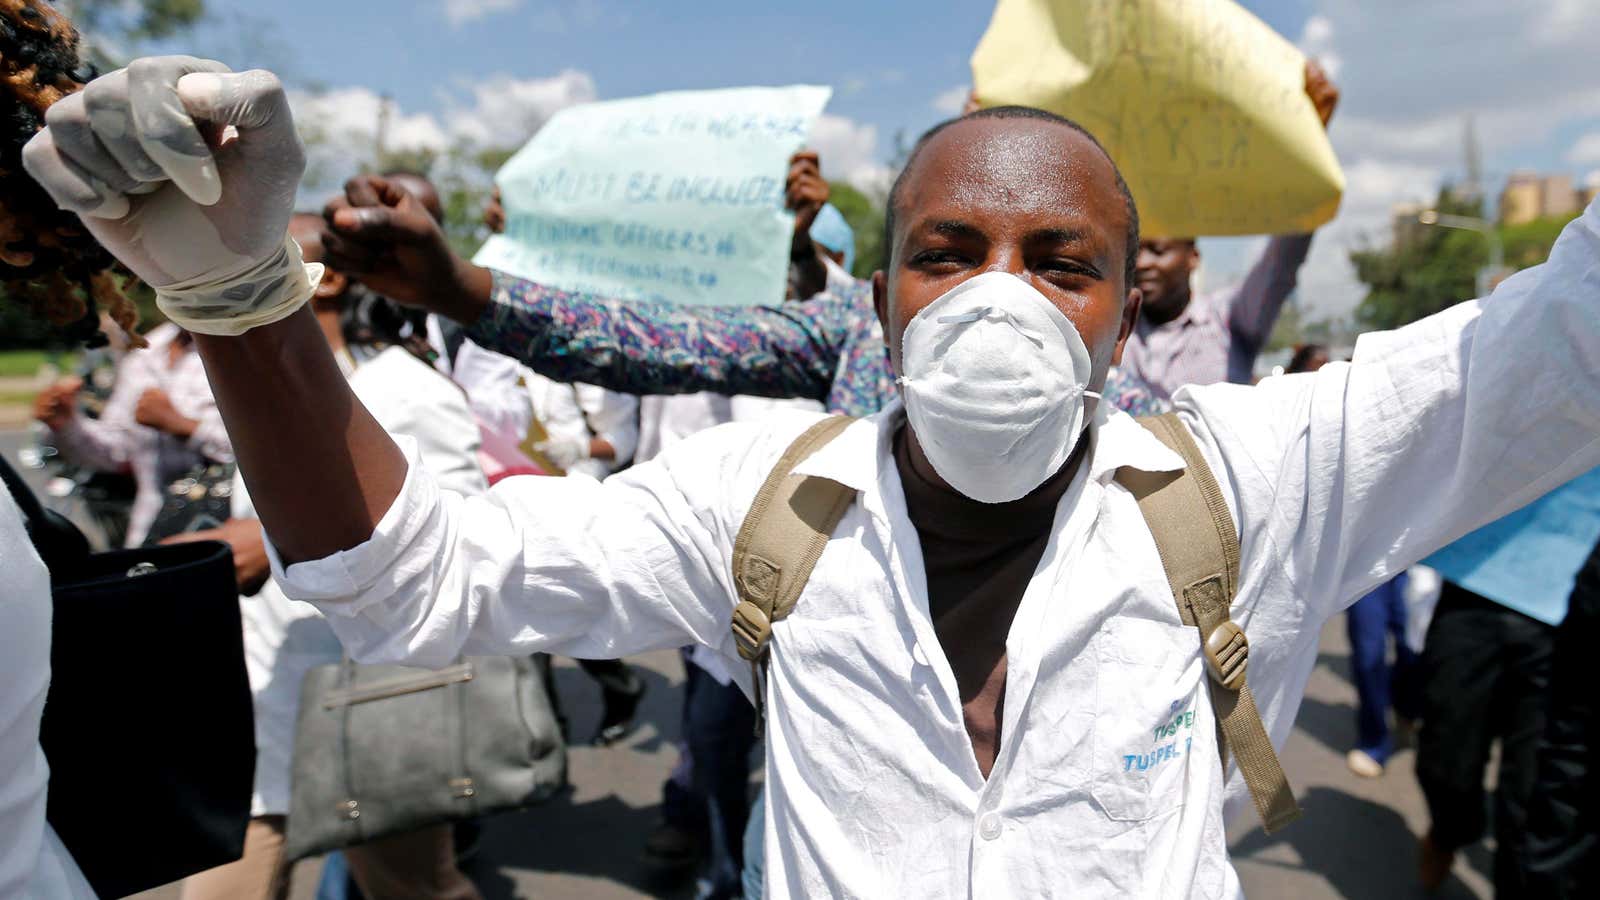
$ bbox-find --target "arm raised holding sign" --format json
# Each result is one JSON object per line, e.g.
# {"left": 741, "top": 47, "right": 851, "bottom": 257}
{"left": 321, "top": 154, "right": 901, "bottom": 417}
{"left": 1122, "top": 60, "right": 1340, "bottom": 398}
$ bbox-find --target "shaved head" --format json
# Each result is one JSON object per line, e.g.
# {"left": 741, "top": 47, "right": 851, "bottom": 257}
{"left": 871, "top": 112, "right": 1143, "bottom": 392}
{"left": 886, "top": 107, "right": 1139, "bottom": 290}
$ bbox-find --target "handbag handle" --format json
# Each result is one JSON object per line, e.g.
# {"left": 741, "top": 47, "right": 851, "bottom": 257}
{"left": 0, "top": 453, "right": 91, "bottom": 573}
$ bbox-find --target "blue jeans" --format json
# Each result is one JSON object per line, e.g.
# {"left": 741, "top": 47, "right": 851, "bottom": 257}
{"left": 1346, "top": 574, "right": 1421, "bottom": 763}
{"left": 315, "top": 850, "right": 351, "bottom": 900}
{"left": 742, "top": 790, "right": 765, "bottom": 899}
{"left": 660, "top": 652, "right": 757, "bottom": 900}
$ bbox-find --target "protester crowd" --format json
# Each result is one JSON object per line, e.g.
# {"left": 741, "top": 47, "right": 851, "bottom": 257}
{"left": 2, "top": 1, "right": 1598, "bottom": 898}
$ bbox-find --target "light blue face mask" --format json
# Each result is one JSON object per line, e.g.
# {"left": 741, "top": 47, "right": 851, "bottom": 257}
{"left": 809, "top": 203, "right": 855, "bottom": 272}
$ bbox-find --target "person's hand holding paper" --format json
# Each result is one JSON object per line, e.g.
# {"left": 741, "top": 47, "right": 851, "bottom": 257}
{"left": 971, "top": 0, "right": 1344, "bottom": 237}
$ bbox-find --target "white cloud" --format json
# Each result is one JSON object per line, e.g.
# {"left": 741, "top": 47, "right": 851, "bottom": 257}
{"left": 932, "top": 85, "right": 969, "bottom": 115}
{"left": 808, "top": 113, "right": 892, "bottom": 195}
{"left": 1567, "top": 133, "right": 1600, "bottom": 166}
{"left": 441, "top": 0, "right": 521, "bottom": 27}
{"left": 1200, "top": 0, "right": 1600, "bottom": 321}
{"left": 1296, "top": 14, "right": 1342, "bottom": 80}
{"left": 1300, "top": 13, "right": 1333, "bottom": 45}
{"left": 289, "top": 70, "right": 595, "bottom": 201}
{"left": 1302, "top": 157, "right": 1442, "bottom": 313}
{"left": 1530, "top": 0, "right": 1599, "bottom": 47}
{"left": 446, "top": 70, "right": 598, "bottom": 148}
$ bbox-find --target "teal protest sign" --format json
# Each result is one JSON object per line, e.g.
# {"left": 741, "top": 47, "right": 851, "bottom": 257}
{"left": 474, "top": 85, "right": 832, "bottom": 307}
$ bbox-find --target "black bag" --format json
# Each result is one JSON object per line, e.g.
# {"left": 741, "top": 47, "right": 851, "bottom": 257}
{"left": 1, "top": 456, "right": 255, "bottom": 899}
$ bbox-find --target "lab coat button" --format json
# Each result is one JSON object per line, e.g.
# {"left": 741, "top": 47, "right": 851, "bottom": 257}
{"left": 978, "top": 812, "right": 1002, "bottom": 841}
{"left": 912, "top": 643, "right": 929, "bottom": 667}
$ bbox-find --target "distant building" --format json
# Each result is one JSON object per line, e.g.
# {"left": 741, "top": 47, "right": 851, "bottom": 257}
{"left": 1500, "top": 171, "right": 1582, "bottom": 225}
{"left": 1500, "top": 171, "right": 1543, "bottom": 226}
{"left": 1541, "top": 174, "right": 1577, "bottom": 220}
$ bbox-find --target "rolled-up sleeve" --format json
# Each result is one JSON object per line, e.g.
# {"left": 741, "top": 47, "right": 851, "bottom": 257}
{"left": 268, "top": 415, "right": 786, "bottom": 670}
{"left": 467, "top": 270, "right": 854, "bottom": 403}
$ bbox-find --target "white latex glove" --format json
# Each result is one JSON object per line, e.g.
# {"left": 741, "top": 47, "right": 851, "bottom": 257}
{"left": 21, "top": 56, "right": 318, "bottom": 336}
{"left": 533, "top": 437, "right": 591, "bottom": 471}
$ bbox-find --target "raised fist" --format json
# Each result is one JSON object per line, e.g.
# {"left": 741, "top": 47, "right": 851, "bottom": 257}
{"left": 23, "top": 56, "right": 317, "bottom": 335}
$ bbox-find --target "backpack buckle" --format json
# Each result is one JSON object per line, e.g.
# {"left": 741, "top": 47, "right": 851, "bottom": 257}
{"left": 1204, "top": 621, "right": 1248, "bottom": 692}
{"left": 732, "top": 600, "right": 773, "bottom": 662}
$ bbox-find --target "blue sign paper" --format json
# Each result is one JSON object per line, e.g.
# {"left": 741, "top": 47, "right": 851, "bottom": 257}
{"left": 474, "top": 84, "right": 832, "bottom": 307}
{"left": 1422, "top": 467, "right": 1600, "bottom": 625}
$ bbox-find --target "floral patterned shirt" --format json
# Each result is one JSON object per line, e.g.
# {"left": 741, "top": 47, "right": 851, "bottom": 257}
{"left": 467, "top": 270, "right": 1169, "bottom": 419}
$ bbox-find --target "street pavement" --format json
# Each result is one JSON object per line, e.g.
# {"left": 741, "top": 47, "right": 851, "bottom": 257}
{"left": 2, "top": 428, "right": 1496, "bottom": 899}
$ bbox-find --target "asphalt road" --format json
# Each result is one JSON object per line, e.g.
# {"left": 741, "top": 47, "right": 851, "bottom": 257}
{"left": 2, "top": 428, "right": 1496, "bottom": 899}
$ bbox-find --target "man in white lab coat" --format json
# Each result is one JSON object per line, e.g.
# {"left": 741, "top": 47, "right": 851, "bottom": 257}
{"left": 24, "top": 58, "right": 1600, "bottom": 899}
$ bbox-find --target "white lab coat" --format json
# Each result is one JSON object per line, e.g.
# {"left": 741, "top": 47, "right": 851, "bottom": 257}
{"left": 273, "top": 203, "right": 1600, "bottom": 897}
{"left": 524, "top": 373, "right": 638, "bottom": 481}
{"left": 0, "top": 492, "right": 96, "bottom": 898}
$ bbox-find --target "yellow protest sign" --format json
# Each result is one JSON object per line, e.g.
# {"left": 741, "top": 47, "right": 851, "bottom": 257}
{"left": 970, "top": 0, "right": 1343, "bottom": 237}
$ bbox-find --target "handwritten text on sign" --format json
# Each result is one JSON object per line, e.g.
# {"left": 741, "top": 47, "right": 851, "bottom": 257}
{"left": 474, "top": 85, "right": 831, "bottom": 307}
{"left": 970, "top": 0, "right": 1343, "bottom": 237}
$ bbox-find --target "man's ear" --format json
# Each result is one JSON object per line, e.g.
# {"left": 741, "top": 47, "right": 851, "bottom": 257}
{"left": 872, "top": 269, "right": 889, "bottom": 333}
{"left": 1111, "top": 287, "right": 1142, "bottom": 366}
{"left": 1185, "top": 242, "right": 1202, "bottom": 274}
{"left": 314, "top": 268, "right": 348, "bottom": 301}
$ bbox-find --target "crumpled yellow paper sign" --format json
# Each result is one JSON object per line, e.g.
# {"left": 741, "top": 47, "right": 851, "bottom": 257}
{"left": 971, "top": 0, "right": 1344, "bottom": 237}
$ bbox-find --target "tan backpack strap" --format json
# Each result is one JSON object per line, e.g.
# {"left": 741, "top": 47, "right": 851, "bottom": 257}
{"left": 730, "top": 415, "right": 857, "bottom": 664}
{"left": 1117, "top": 412, "right": 1301, "bottom": 834}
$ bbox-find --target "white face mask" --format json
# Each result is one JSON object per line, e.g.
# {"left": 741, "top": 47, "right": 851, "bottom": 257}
{"left": 895, "top": 271, "right": 1101, "bottom": 504}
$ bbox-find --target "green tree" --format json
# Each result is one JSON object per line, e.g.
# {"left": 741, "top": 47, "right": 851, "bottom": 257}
{"left": 1352, "top": 188, "right": 1578, "bottom": 331}
{"left": 65, "top": 0, "right": 206, "bottom": 66}
{"left": 1264, "top": 298, "right": 1303, "bottom": 352}
{"left": 827, "top": 181, "right": 886, "bottom": 278}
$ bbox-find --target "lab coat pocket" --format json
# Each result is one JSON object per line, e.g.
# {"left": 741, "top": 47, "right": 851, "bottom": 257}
{"left": 1090, "top": 617, "right": 1204, "bottom": 822}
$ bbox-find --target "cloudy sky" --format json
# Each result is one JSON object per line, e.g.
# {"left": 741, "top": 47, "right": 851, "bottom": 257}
{"left": 154, "top": 0, "right": 1600, "bottom": 321}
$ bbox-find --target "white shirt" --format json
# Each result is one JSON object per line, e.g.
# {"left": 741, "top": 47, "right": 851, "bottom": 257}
{"left": 236, "top": 346, "right": 486, "bottom": 816}
{"left": 273, "top": 202, "right": 1600, "bottom": 898}
{"left": 636, "top": 391, "right": 823, "bottom": 685}
{"left": 524, "top": 373, "right": 639, "bottom": 481}
{"left": 0, "top": 492, "right": 96, "bottom": 898}
{"left": 52, "top": 323, "right": 231, "bottom": 546}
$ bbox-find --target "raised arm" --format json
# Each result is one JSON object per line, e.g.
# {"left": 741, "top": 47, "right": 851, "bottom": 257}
{"left": 1224, "top": 60, "right": 1339, "bottom": 357}
{"left": 269, "top": 414, "right": 791, "bottom": 671}
{"left": 1225, "top": 232, "right": 1312, "bottom": 356}
{"left": 1183, "top": 198, "right": 1600, "bottom": 617}
{"left": 469, "top": 270, "right": 860, "bottom": 402}
{"left": 321, "top": 168, "right": 861, "bottom": 404}
{"left": 23, "top": 58, "right": 406, "bottom": 565}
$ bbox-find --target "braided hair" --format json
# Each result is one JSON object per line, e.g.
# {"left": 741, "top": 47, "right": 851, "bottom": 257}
{"left": 0, "top": 0, "right": 139, "bottom": 347}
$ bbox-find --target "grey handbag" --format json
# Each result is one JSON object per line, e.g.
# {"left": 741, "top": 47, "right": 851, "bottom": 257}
{"left": 284, "top": 655, "right": 566, "bottom": 860}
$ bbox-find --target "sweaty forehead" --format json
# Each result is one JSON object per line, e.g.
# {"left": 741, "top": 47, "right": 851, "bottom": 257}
{"left": 897, "top": 118, "right": 1127, "bottom": 242}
